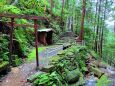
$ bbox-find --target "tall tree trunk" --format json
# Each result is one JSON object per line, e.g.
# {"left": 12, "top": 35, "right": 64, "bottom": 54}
{"left": 93, "top": 0, "right": 98, "bottom": 50}
{"left": 61, "top": 0, "right": 65, "bottom": 31}
{"left": 79, "top": 0, "right": 86, "bottom": 41}
{"left": 99, "top": 18, "right": 103, "bottom": 57}
{"left": 95, "top": 0, "right": 102, "bottom": 52}
{"left": 100, "top": 0, "right": 108, "bottom": 58}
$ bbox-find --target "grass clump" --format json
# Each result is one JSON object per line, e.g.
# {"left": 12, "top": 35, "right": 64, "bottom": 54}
{"left": 27, "top": 47, "right": 45, "bottom": 62}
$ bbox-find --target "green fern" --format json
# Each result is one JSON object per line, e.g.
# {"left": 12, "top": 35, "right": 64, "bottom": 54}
{"left": 0, "top": 5, "right": 21, "bottom": 14}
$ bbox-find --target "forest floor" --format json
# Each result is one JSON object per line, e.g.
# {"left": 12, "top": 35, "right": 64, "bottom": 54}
{"left": 0, "top": 45, "right": 64, "bottom": 86}
{"left": 100, "top": 67, "right": 115, "bottom": 86}
{"left": 0, "top": 44, "right": 115, "bottom": 86}
{"left": 0, "top": 60, "right": 39, "bottom": 86}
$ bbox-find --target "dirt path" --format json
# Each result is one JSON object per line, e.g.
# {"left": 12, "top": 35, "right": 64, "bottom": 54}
{"left": 0, "top": 61, "right": 40, "bottom": 86}
{"left": 0, "top": 45, "right": 64, "bottom": 86}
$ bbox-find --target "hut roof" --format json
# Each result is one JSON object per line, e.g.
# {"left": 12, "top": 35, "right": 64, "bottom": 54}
{"left": 38, "top": 28, "right": 54, "bottom": 32}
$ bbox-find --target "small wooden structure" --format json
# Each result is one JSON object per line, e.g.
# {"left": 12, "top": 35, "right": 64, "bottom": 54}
{"left": 38, "top": 28, "right": 54, "bottom": 45}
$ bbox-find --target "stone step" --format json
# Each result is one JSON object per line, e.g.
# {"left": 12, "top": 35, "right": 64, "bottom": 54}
{"left": 60, "top": 31, "right": 76, "bottom": 37}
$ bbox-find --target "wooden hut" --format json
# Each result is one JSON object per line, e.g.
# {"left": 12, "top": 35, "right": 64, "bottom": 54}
{"left": 37, "top": 28, "right": 54, "bottom": 45}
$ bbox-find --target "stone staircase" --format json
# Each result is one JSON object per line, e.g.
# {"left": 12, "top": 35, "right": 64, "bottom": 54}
{"left": 59, "top": 31, "right": 76, "bottom": 43}
{"left": 60, "top": 31, "right": 76, "bottom": 37}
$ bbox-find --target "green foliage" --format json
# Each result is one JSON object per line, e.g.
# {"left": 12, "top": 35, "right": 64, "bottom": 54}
{"left": 76, "top": 73, "right": 85, "bottom": 86}
{"left": 52, "top": 45, "right": 88, "bottom": 78}
{"left": 0, "top": 61, "right": 9, "bottom": 69}
{"left": 14, "top": 23, "right": 34, "bottom": 57}
{"left": 84, "top": 26, "right": 95, "bottom": 49}
{"left": 103, "top": 32, "right": 115, "bottom": 61}
{"left": 0, "top": 5, "right": 21, "bottom": 14}
{"left": 17, "top": 0, "right": 48, "bottom": 16}
{"left": 27, "top": 47, "right": 44, "bottom": 62}
{"left": 96, "top": 75, "right": 111, "bottom": 86}
{"left": 33, "top": 45, "right": 91, "bottom": 86}
{"left": 0, "top": 0, "right": 7, "bottom": 5}
{"left": 51, "top": 21, "right": 61, "bottom": 34}
{"left": 0, "top": 34, "right": 9, "bottom": 61}
{"left": 34, "top": 72, "right": 63, "bottom": 86}
{"left": 50, "top": 21, "right": 62, "bottom": 42}
{"left": 52, "top": 8, "right": 61, "bottom": 17}
{"left": 65, "top": 69, "right": 80, "bottom": 83}
{"left": 16, "top": 19, "right": 28, "bottom": 24}
{"left": 0, "top": 2, "right": 114, "bottom": 86}
{"left": 90, "top": 50, "right": 99, "bottom": 59}
{"left": 14, "top": 28, "right": 29, "bottom": 55}
{"left": 13, "top": 55, "right": 22, "bottom": 66}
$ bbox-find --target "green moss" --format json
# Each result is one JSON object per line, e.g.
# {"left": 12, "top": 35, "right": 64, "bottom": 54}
{"left": 0, "top": 5, "right": 21, "bottom": 14}
{"left": 27, "top": 47, "right": 45, "bottom": 62}
{"left": 0, "top": 61, "right": 9, "bottom": 69}
{"left": 15, "top": 58, "right": 22, "bottom": 66}
{"left": 65, "top": 69, "right": 80, "bottom": 83}
{"left": 57, "top": 51, "right": 66, "bottom": 57}
{"left": 50, "top": 56, "right": 61, "bottom": 62}
{"left": 90, "top": 50, "right": 99, "bottom": 59}
{"left": 76, "top": 73, "right": 85, "bottom": 86}
{"left": 90, "top": 67, "right": 104, "bottom": 77}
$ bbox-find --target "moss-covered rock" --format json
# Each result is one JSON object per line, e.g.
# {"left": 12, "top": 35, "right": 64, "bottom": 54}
{"left": 27, "top": 72, "right": 43, "bottom": 82}
{"left": 76, "top": 73, "right": 85, "bottom": 86}
{"left": 50, "top": 55, "right": 62, "bottom": 62}
{"left": 90, "top": 66, "right": 104, "bottom": 78}
{"left": 65, "top": 69, "right": 80, "bottom": 84}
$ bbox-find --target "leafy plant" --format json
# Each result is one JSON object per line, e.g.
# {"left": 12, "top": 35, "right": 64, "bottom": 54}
{"left": 96, "top": 75, "right": 111, "bottom": 86}
{"left": 34, "top": 72, "right": 63, "bottom": 86}
{"left": 13, "top": 55, "right": 22, "bottom": 66}
{"left": 0, "top": 34, "right": 9, "bottom": 61}
{"left": 27, "top": 47, "right": 44, "bottom": 62}
{"left": 0, "top": 5, "right": 21, "bottom": 14}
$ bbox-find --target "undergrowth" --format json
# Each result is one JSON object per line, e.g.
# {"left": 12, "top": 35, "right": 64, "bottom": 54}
{"left": 27, "top": 47, "right": 45, "bottom": 62}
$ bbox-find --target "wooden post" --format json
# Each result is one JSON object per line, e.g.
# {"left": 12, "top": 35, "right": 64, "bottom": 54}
{"left": 34, "top": 19, "right": 39, "bottom": 67}
{"left": 9, "top": 18, "right": 14, "bottom": 65}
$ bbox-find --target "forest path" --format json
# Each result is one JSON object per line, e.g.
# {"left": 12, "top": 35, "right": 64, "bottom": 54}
{"left": 0, "top": 60, "right": 39, "bottom": 86}
{"left": 0, "top": 45, "right": 65, "bottom": 86}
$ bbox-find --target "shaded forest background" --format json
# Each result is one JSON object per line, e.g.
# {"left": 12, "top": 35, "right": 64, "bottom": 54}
{"left": 0, "top": 0, "right": 115, "bottom": 64}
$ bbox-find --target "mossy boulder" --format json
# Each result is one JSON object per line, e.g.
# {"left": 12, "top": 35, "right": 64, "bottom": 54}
{"left": 57, "top": 50, "right": 67, "bottom": 57}
{"left": 50, "top": 56, "right": 62, "bottom": 62}
{"left": 90, "top": 66, "right": 104, "bottom": 78}
{"left": 76, "top": 73, "right": 85, "bottom": 86}
{"left": 40, "top": 65, "right": 54, "bottom": 73}
{"left": 27, "top": 72, "right": 43, "bottom": 82}
{"left": 65, "top": 69, "right": 80, "bottom": 83}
